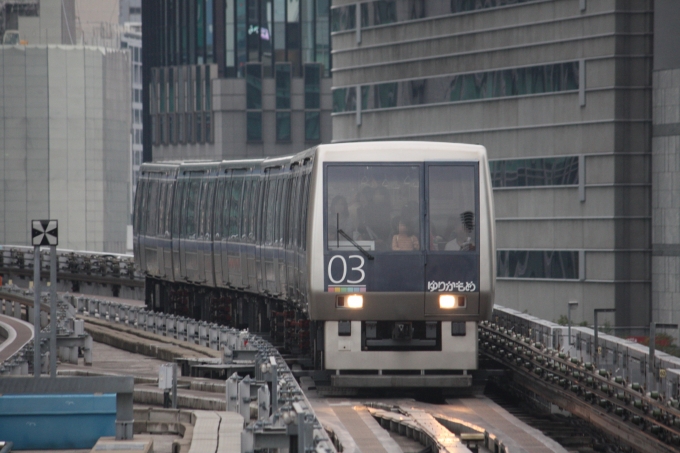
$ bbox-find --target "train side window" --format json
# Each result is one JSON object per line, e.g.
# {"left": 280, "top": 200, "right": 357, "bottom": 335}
{"left": 172, "top": 181, "right": 184, "bottom": 237}
{"left": 251, "top": 180, "right": 261, "bottom": 244}
{"left": 228, "top": 178, "right": 244, "bottom": 239}
{"left": 133, "top": 179, "right": 145, "bottom": 234}
{"left": 300, "top": 172, "right": 311, "bottom": 250}
{"left": 164, "top": 181, "right": 175, "bottom": 236}
{"left": 147, "top": 179, "right": 160, "bottom": 237}
{"left": 157, "top": 182, "right": 168, "bottom": 236}
{"left": 275, "top": 176, "right": 286, "bottom": 245}
{"left": 183, "top": 180, "right": 201, "bottom": 238}
{"left": 213, "top": 178, "right": 231, "bottom": 240}
{"left": 199, "top": 179, "right": 216, "bottom": 238}
{"left": 427, "top": 165, "right": 477, "bottom": 252}
{"left": 241, "top": 179, "right": 252, "bottom": 241}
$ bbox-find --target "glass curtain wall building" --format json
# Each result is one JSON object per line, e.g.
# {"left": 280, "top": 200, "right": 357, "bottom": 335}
{"left": 143, "top": 0, "right": 332, "bottom": 161}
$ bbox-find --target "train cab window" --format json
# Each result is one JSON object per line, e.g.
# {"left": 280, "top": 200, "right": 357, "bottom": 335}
{"left": 427, "top": 165, "right": 477, "bottom": 252}
{"left": 326, "top": 165, "right": 421, "bottom": 252}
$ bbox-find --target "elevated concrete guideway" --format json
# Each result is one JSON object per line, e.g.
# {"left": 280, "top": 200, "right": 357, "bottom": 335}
{"left": 0, "top": 314, "right": 33, "bottom": 362}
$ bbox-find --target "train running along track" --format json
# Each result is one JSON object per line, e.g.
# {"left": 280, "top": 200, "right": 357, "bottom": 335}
{"left": 479, "top": 321, "right": 680, "bottom": 453}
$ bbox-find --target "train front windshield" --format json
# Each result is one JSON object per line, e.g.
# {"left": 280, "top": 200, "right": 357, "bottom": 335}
{"left": 326, "top": 164, "right": 477, "bottom": 253}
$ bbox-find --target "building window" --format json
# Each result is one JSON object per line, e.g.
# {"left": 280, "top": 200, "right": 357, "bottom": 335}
{"left": 304, "top": 63, "right": 320, "bottom": 109}
{"left": 247, "top": 64, "right": 262, "bottom": 142}
{"left": 331, "top": 4, "right": 355, "bottom": 32}
{"left": 130, "top": 6, "right": 141, "bottom": 15}
{"left": 332, "top": 61, "right": 579, "bottom": 113}
{"left": 195, "top": 66, "right": 202, "bottom": 111}
{"left": 497, "top": 250, "right": 579, "bottom": 280}
{"left": 489, "top": 156, "right": 579, "bottom": 188}
{"left": 331, "top": 0, "right": 541, "bottom": 32}
{"left": 276, "top": 63, "right": 291, "bottom": 109}
{"left": 247, "top": 112, "right": 262, "bottom": 141}
{"left": 205, "top": 112, "right": 212, "bottom": 143}
{"left": 332, "top": 86, "right": 356, "bottom": 113}
{"left": 277, "top": 112, "right": 291, "bottom": 142}
{"left": 195, "top": 113, "right": 203, "bottom": 143}
{"left": 186, "top": 113, "right": 193, "bottom": 143}
{"left": 246, "top": 64, "right": 262, "bottom": 109}
{"left": 305, "top": 111, "right": 320, "bottom": 142}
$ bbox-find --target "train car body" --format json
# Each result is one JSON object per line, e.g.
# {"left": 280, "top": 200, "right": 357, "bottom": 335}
{"left": 134, "top": 142, "right": 495, "bottom": 386}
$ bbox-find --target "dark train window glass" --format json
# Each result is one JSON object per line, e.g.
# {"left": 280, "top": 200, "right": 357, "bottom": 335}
{"left": 304, "top": 64, "right": 320, "bottom": 109}
{"left": 276, "top": 64, "right": 291, "bottom": 109}
{"left": 265, "top": 177, "right": 278, "bottom": 243}
{"left": 330, "top": 4, "right": 355, "bottom": 32}
{"left": 300, "top": 172, "right": 311, "bottom": 250}
{"left": 147, "top": 180, "right": 160, "bottom": 237}
{"left": 166, "top": 182, "right": 176, "bottom": 235}
{"left": 489, "top": 156, "right": 579, "bottom": 188}
{"left": 288, "top": 172, "right": 299, "bottom": 246}
{"left": 333, "top": 62, "right": 579, "bottom": 114}
{"left": 428, "top": 165, "right": 477, "bottom": 252}
{"left": 246, "top": 64, "right": 262, "bottom": 108}
{"left": 199, "top": 179, "right": 215, "bottom": 236}
{"left": 240, "top": 179, "right": 252, "bottom": 241}
{"left": 247, "top": 112, "right": 262, "bottom": 141}
{"left": 215, "top": 179, "right": 226, "bottom": 238}
{"left": 305, "top": 111, "right": 320, "bottom": 141}
{"left": 497, "top": 251, "right": 579, "bottom": 280}
{"left": 326, "top": 165, "right": 421, "bottom": 252}
{"left": 277, "top": 112, "right": 291, "bottom": 141}
{"left": 172, "top": 181, "right": 184, "bottom": 236}
{"left": 134, "top": 179, "right": 146, "bottom": 233}
{"left": 158, "top": 182, "right": 168, "bottom": 236}
{"left": 183, "top": 179, "right": 201, "bottom": 238}
{"left": 248, "top": 180, "right": 260, "bottom": 243}
{"left": 227, "top": 178, "right": 244, "bottom": 238}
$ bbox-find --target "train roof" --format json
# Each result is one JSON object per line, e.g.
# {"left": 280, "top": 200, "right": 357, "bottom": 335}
{"left": 316, "top": 141, "right": 486, "bottom": 162}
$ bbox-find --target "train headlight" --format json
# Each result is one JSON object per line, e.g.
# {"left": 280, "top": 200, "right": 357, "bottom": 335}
{"left": 347, "top": 294, "right": 364, "bottom": 309}
{"left": 439, "top": 294, "right": 460, "bottom": 310}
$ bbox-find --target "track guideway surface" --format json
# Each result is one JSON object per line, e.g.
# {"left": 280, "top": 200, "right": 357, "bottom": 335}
{"left": 479, "top": 321, "right": 680, "bottom": 452}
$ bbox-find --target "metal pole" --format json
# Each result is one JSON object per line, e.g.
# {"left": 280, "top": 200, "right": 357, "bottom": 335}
{"left": 568, "top": 307, "right": 572, "bottom": 347}
{"left": 33, "top": 246, "right": 41, "bottom": 378}
{"left": 50, "top": 245, "right": 57, "bottom": 377}
{"left": 593, "top": 311, "right": 598, "bottom": 366}
{"left": 649, "top": 322, "right": 656, "bottom": 378}
{"left": 171, "top": 363, "right": 177, "bottom": 409}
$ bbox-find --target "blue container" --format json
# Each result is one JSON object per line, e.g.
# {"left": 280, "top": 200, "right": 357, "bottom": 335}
{"left": 0, "top": 393, "right": 116, "bottom": 450}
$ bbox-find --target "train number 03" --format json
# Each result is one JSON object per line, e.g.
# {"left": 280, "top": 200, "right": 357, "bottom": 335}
{"left": 327, "top": 255, "right": 366, "bottom": 284}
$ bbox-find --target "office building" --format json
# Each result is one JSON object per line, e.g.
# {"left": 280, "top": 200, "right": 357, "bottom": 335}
{"left": 0, "top": 0, "right": 130, "bottom": 252}
{"left": 142, "top": 0, "right": 333, "bottom": 162}
{"left": 330, "top": 0, "right": 654, "bottom": 327}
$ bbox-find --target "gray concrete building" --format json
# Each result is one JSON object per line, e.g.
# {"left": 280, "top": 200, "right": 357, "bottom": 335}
{"left": 330, "top": 0, "right": 653, "bottom": 328}
{"left": 652, "top": 1, "right": 680, "bottom": 327}
{"left": 0, "top": 0, "right": 130, "bottom": 253}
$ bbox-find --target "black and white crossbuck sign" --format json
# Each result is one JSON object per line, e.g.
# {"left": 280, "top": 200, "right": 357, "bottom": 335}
{"left": 31, "top": 220, "right": 58, "bottom": 246}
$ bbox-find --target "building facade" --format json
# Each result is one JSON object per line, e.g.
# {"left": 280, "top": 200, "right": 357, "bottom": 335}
{"left": 651, "top": 1, "right": 680, "bottom": 327}
{"left": 0, "top": 45, "right": 130, "bottom": 252}
{"left": 0, "top": 0, "right": 130, "bottom": 253}
{"left": 330, "top": 0, "right": 653, "bottom": 328}
{"left": 142, "top": 0, "right": 333, "bottom": 162}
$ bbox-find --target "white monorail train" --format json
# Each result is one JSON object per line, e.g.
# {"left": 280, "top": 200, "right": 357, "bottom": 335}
{"left": 134, "top": 141, "right": 495, "bottom": 387}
